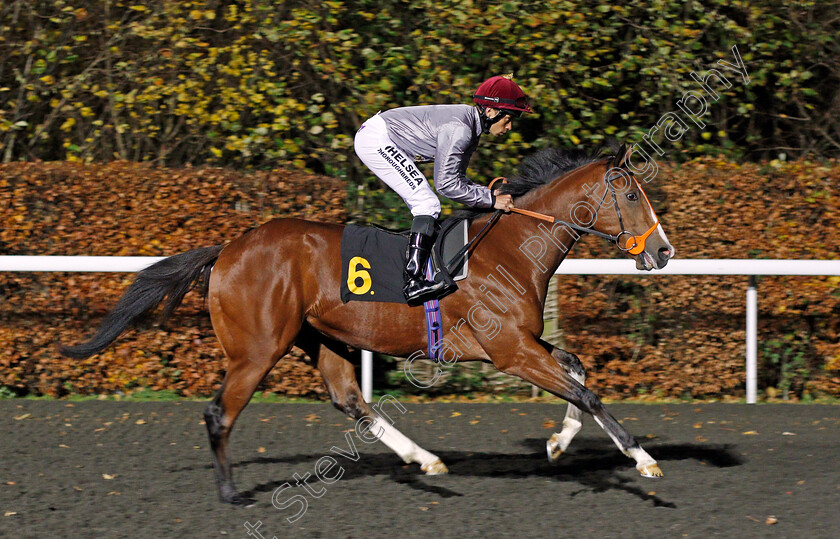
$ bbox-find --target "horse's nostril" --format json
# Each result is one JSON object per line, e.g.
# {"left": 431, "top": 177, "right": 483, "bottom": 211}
{"left": 658, "top": 248, "right": 672, "bottom": 260}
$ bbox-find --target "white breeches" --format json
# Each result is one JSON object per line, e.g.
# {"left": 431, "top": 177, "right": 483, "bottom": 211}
{"left": 354, "top": 114, "right": 441, "bottom": 218}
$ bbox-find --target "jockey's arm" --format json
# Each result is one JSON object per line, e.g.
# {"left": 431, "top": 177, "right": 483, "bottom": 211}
{"left": 433, "top": 124, "right": 494, "bottom": 208}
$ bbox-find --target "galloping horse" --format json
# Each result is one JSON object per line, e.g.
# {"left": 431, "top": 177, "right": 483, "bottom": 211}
{"left": 62, "top": 144, "right": 674, "bottom": 505}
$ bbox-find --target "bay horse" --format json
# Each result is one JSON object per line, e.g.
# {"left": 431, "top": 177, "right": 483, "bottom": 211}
{"left": 61, "top": 143, "right": 674, "bottom": 505}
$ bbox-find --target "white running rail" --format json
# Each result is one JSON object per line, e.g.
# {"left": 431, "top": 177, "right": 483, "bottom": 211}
{"left": 2, "top": 256, "right": 838, "bottom": 403}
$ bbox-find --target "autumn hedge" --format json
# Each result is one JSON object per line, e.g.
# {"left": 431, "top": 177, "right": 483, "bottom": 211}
{"left": 1, "top": 159, "right": 837, "bottom": 400}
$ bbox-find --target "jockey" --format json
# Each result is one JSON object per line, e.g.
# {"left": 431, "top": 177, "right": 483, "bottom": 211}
{"left": 354, "top": 74, "right": 531, "bottom": 306}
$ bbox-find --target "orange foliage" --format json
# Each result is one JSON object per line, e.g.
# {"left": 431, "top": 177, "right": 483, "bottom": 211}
{"left": 554, "top": 158, "right": 839, "bottom": 399}
{"left": 1, "top": 158, "right": 838, "bottom": 399}
{"left": 0, "top": 161, "right": 344, "bottom": 397}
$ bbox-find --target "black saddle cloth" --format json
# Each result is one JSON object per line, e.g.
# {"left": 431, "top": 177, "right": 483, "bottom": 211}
{"left": 340, "top": 218, "right": 470, "bottom": 304}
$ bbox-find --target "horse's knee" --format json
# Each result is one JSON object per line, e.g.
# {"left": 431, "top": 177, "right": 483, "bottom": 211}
{"left": 566, "top": 385, "right": 603, "bottom": 415}
{"left": 330, "top": 391, "right": 369, "bottom": 419}
{"left": 552, "top": 349, "right": 586, "bottom": 379}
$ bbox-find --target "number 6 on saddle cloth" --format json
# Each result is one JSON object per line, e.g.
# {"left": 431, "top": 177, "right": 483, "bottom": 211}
{"left": 340, "top": 219, "right": 469, "bottom": 361}
{"left": 340, "top": 218, "right": 469, "bottom": 305}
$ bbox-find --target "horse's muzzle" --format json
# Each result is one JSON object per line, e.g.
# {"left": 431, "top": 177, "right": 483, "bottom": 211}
{"left": 635, "top": 243, "right": 674, "bottom": 271}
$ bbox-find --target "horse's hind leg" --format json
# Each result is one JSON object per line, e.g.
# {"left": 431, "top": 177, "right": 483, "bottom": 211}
{"left": 300, "top": 335, "right": 447, "bottom": 474}
{"left": 204, "top": 312, "right": 300, "bottom": 505}
{"left": 546, "top": 348, "right": 585, "bottom": 463}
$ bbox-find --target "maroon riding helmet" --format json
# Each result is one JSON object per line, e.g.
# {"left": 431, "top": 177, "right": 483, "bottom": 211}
{"left": 473, "top": 74, "right": 533, "bottom": 118}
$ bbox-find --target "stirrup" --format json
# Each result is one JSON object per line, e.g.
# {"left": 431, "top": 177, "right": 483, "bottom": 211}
{"left": 404, "top": 278, "right": 447, "bottom": 306}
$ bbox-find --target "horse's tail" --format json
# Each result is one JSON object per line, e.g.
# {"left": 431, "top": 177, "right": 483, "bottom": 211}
{"left": 59, "top": 245, "right": 225, "bottom": 359}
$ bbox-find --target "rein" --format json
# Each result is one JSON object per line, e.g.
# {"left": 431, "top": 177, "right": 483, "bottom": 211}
{"left": 445, "top": 176, "right": 546, "bottom": 268}
{"left": 445, "top": 210, "right": 503, "bottom": 269}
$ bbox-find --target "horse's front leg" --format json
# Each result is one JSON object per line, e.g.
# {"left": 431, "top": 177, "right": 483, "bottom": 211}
{"left": 497, "top": 340, "right": 663, "bottom": 478}
{"left": 544, "top": 346, "right": 585, "bottom": 463}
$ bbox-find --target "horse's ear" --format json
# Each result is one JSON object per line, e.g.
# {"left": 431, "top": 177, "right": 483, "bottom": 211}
{"left": 613, "top": 143, "right": 631, "bottom": 169}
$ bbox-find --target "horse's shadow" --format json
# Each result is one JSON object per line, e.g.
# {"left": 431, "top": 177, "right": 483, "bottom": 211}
{"left": 226, "top": 438, "right": 743, "bottom": 508}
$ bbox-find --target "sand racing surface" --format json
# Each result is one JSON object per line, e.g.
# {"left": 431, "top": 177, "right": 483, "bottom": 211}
{"left": 1, "top": 401, "right": 838, "bottom": 538}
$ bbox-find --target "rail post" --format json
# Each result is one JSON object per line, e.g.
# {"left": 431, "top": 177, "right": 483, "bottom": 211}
{"left": 362, "top": 350, "right": 373, "bottom": 402}
{"left": 746, "top": 276, "right": 758, "bottom": 404}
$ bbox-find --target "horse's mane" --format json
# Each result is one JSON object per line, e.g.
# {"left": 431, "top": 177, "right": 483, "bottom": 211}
{"left": 451, "top": 142, "right": 619, "bottom": 221}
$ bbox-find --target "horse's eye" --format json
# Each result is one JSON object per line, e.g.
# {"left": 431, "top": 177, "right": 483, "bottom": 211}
{"left": 626, "top": 192, "right": 639, "bottom": 202}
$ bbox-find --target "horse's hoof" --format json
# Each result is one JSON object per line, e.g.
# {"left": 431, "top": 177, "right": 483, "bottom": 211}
{"left": 637, "top": 463, "right": 664, "bottom": 478}
{"left": 222, "top": 492, "right": 257, "bottom": 507}
{"left": 422, "top": 459, "right": 449, "bottom": 475}
{"left": 546, "top": 434, "right": 563, "bottom": 464}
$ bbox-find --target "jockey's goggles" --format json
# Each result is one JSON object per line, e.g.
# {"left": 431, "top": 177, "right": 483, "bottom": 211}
{"left": 473, "top": 94, "right": 530, "bottom": 116}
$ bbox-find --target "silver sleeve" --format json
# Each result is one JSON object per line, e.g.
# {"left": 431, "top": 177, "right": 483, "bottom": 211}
{"left": 433, "top": 124, "right": 493, "bottom": 208}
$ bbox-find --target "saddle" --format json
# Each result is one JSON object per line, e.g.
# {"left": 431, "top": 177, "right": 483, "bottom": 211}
{"left": 340, "top": 218, "right": 470, "bottom": 304}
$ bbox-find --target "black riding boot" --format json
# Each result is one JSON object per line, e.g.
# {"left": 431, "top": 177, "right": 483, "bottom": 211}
{"left": 403, "top": 231, "right": 447, "bottom": 306}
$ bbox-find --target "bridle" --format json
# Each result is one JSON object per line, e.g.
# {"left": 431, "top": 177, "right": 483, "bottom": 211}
{"left": 576, "top": 164, "right": 660, "bottom": 255}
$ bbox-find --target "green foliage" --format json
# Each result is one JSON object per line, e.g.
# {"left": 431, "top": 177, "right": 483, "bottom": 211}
{"left": 761, "top": 334, "right": 813, "bottom": 400}
{"left": 1, "top": 1, "right": 838, "bottom": 222}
